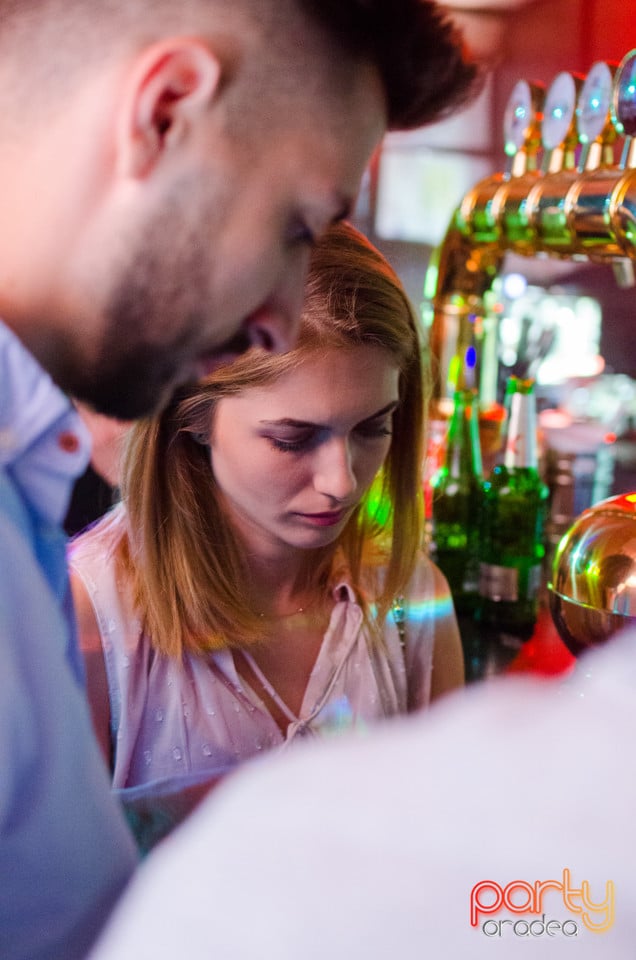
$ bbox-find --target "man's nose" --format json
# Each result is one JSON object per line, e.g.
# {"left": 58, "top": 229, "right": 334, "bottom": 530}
{"left": 314, "top": 439, "right": 357, "bottom": 502}
{"left": 245, "top": 250, "right": 310, "bottom": 354}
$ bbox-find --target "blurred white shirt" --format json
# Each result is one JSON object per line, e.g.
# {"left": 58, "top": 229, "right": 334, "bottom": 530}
{"left": 89, "top": 627, "right": 636, "bottom": 959}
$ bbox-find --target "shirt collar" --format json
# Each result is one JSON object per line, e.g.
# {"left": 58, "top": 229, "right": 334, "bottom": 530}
{"left": 328, "top": 546, "right": 363, "bottom": 605}
{"left": 331, "top": 579, "right": 357, "bottom": 604}
{"left": 0, "top": 320, "right": 91, "bottom": 525}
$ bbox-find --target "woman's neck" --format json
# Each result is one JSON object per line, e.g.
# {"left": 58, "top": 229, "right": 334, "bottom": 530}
{"left": 243, "top": 546, "right": 333, "bottom": 618}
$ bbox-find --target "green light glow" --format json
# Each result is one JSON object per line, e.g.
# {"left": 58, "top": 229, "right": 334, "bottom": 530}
{"left": 423, "top": 260, "right": 439, "bottom": 302}
{"left": 364, "top": 474, "right": 392, "bottom": 527}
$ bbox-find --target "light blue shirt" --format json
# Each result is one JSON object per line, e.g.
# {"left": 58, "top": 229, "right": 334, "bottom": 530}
{"left": 0, "top": 321, "right": 138, "bottom": 960}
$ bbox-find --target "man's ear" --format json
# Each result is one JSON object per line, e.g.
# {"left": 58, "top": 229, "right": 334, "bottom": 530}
{"left": 116, "top": 38, "right": 222, "bottom": 179}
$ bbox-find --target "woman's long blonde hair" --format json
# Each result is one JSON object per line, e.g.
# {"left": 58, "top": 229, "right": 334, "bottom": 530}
{"left": 101, "top": 221, "right": 427, "bottom": 656}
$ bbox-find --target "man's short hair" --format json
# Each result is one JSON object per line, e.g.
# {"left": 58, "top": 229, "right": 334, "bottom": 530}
{"left": 299, "top": 0, "right": 478, "bottom": 130}
{"left": 0, "top": 0, "right": 478, "bottom": 133}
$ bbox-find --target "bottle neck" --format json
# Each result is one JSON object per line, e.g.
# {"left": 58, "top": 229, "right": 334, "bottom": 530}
{"left": 446, "top": 390, "right": 483, "bottom": 477}
{"left": 504, "top": 391, "right": 538, "bottom": 469}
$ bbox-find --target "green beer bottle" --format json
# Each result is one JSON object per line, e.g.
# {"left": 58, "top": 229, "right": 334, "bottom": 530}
{"left": 431, "top": 387, "right": 483, "bottom": 615}
{"left": 477, "top": 377, "right": 549, "bottom": 640}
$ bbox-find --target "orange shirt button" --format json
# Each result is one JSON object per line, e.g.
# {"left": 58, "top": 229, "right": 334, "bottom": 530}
{"left": 58, "top": 430, "right": 80, "bottom": 454}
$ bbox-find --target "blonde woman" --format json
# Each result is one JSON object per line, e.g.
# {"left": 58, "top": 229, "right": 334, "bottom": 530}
{"left": 69, "top": 222, "right": 463, "bottom": 850}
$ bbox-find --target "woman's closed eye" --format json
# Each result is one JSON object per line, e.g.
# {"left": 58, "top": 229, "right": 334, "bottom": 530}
{"left": 264, "top": 416, "right": 394, "bottom": 454}
{"left": 355, "top": 418, "right": 393, "bottom": 439}
{"left": 265, "top": 427, "right": 318, "bottom": 453}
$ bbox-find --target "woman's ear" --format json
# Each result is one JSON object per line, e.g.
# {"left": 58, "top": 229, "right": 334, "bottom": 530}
{"left": 115, "top": 38, "right": 222, "bottom": 179}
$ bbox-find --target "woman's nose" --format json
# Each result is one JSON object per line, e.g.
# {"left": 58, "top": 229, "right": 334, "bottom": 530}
{"left": 313, "top": 439, "right": 357, "bottom": 502}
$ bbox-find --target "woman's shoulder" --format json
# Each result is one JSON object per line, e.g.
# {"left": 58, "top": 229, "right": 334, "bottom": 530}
{"left": 68, "top": 504, "right": 133, "bottom": 623}
{"left": 69, "top": 505, "right": 142, "bottom": 655}
{"left": 68, "top": 504, "right": 126, "bottom": 571}
{"left": 358, "top": 550, "right": 448, "bottom": 616}
{"left": 402, "top": 551, "right": 442, "bottom": 600}
{"left": 398, "top": 553, "right": 455, "bottom": 629}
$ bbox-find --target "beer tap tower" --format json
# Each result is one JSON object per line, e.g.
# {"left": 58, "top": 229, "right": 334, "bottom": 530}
{"left": 428, "top": 49, "right": 636, "bottom": 408}
{"left": 427, "top": 51, "right": 636, "bottom": 657}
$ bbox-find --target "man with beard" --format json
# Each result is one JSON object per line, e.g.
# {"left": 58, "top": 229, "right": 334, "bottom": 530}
{"left": 0, "top": 1, "right": 477, "bottom": 957}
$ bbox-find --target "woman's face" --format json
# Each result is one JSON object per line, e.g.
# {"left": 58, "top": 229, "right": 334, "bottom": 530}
{"left": 208, "top": 344, "right": 400, "bottom": 558}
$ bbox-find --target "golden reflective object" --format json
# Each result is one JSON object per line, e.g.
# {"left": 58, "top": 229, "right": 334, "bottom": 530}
{"left": 425, "top": 60, "right": 636, "bottom": 659}
{"left": 549, "top": 493, "right": 636, "bottom": 655}
{"left": 427, "top": 59, "right": 636, "bottom": 409}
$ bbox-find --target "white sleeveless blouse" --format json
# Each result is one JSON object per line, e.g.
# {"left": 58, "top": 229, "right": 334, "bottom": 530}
{"left": 69, "top": 523, "right": 440, "bottom": 847}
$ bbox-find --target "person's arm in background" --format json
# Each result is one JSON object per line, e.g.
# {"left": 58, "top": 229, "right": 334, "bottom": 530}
{"left": 400, "top": 556, "right": 464, "bottom": 710}
{"left": 0, "top": 494, "right": 138, "bottom": 957}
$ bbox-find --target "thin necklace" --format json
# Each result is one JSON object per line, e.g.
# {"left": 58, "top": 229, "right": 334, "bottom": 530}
{"left": 256, "top": 594, "right": 323, "bottom": 620}
{"left": 253, "top": 568, "right": 331, "bottom": 621}
{"left": 258, "top": 604, "right": 312, "bottom": 619}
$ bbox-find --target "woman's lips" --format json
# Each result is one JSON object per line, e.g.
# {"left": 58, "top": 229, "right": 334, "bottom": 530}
{"left": 296, "top": 510, "right": 347, "bottom": 527}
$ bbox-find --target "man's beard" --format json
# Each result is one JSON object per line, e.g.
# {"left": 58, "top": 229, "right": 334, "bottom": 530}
{"left": 67, "top": 337, "right": 191, "bottom": 419}
{"left": 65, "top": 208, "right": 213, "bottom": 418}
